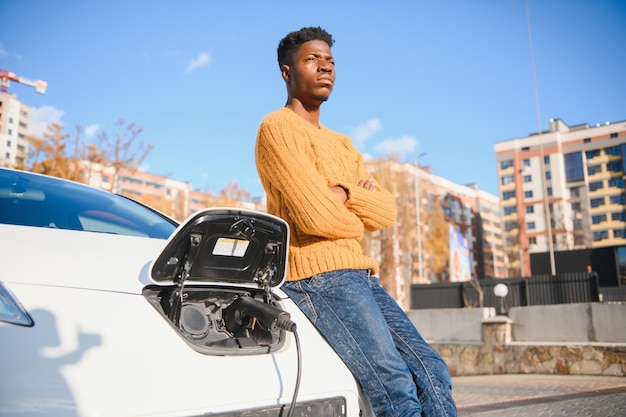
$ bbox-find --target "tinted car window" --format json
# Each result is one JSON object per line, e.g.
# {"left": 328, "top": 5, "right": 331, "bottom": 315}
{"left": 0, "top": 169, "right": 177, "bottom": 239}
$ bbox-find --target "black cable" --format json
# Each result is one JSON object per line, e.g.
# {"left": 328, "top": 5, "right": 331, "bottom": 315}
{"left": 286, "top": 329, "right": 302, "bottom": 417}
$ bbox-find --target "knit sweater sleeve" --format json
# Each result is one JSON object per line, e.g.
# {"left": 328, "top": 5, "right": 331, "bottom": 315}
{"left": 255, "top": 113, "right": 364, "bottom": 239}
{"left": 339, "top": 155, "right": 397, "bottom": 231}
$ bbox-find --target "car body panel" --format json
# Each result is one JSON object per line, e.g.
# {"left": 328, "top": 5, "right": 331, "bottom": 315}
{"left": 1, "top": 282, "right": 359, "bottom": 416}
{"left": 0, "top": 168, "right": 373, "bottom": 417}
{"left": 0, "top": 224, "right": 163, "bottom": 294}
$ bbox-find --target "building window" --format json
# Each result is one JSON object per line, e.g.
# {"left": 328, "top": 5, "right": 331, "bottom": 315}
{"left": 529, "top": 237, "right": 537, "bottom": 245}
{"left": 547, "top": 187, "right": 553, "bottom": 197}
{"left": 526, "top": 205, "right": 534, "bottom": 213}
{"left": 610, "top": 133, "right": 618, "bottom": 139}
{"left": 504, "top": 221, "right": 518, "bottom": 231}
{"left": 584, "top": 138, "right": 591, "bottom": 143}
{"left": 614, "top": 229, "right": 626, "bottom": 238}
{"left": 589, "top": 181, "right": 603, "bottom": 192}
{"left": 590, "top": 198, "right": 605, "bottom": 208}
{"left": 545, "top": 171, "right": 551, "bottom": 180}
{"left": 527, "top": 222, "right": 536, "bottom": 230}
{"left": 608, "top": 178, "right": 625, "bottom": 188}
{"left": 501, "top": 175, "right": 515, "bottom": 185}
{"left": 571, "top": 202, "right": 581, "bottom": 211}
{"left": 593, "top": 230, "right": 609, "bottom": 241}
{"left": 607, "top": 161, "right": 622, "bottom": 172}
{"left": 503, "top": 205, "right": 517, "bottom": 215}
{"left": 500, "top": 160, "right": 513, "bottom": 169}
{"left": 592, "top": 214, "right": 607, "bottom": 224}
{"left": 588, "top": 165, "right": 601, "bottom": 175}
{"left": 544, "top": 155, "right": 550, "bottom": 164}
{"left": 522, "top": 146, "right": 530, "bottom": 151}
{"left": 586, "top": 149, "right": 601, "bottom": 159}
{"left": 605, "top": 145, "right": 621, "bottom": 156}
{"left": 523, "top": 175, "right": 532, "bottom": 183}
{"left": 610, "top": 194, "right": 626, "bottom": 205}
{"left": 522, "top": 159, "right": 531, "bottom": 167}
{"left": 611, "top": 212, "right": 626, "bottom": 222}
{"left": 524, "top": 190, "right": 533, "bottom": 198}
{"left": 503, "top": 191, "right": 516, "bottom": 200}
{"left": 565, "top": 152, "right": 584, "bottom": 182}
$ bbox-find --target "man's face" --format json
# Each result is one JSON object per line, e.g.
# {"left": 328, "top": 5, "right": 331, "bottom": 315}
{"left": 283, "top": 40, "right": 335, "bottom": 104}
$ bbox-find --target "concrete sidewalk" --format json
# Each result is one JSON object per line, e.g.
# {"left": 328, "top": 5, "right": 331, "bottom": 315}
{"left": 452, "top": 374, "right": 626, "bottom": 416}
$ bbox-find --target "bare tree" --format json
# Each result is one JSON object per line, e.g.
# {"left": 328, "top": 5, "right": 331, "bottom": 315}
{"left": 95, "top": 119, "right": 153, "bottom": 192}
{"left": 26, "top": 119, "right": 153, "bottom": 189}
{"left": 218, "top": 181, "right": 251, "bottom": 206}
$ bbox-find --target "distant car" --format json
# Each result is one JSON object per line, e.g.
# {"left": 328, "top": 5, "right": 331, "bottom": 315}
{"left": 0, "top": 167, "right": 372, "bottom": 417}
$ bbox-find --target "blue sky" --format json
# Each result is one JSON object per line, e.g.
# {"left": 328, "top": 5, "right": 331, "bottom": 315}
{"left": 2, "top": 0, "right": 625, "bottom": 198}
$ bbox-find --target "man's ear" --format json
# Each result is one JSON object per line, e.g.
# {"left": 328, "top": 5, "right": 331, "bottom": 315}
{"left": 280, "top": 64, "right": 290, "bottom": 82}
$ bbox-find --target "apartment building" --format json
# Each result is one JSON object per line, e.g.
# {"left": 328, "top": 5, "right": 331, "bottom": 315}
{"left": 76, "top": 162, "right": 262, "bottom": 221}
{"left": 0, "top": 93, "right": 31, "bottom": 168}
{"left": 410, "top": 163, "right": 506, "bottom": 282}
{"left": 367, "top": 160, "right": 505, "bottom": 285}
{"left": 494, "top": 118, "right": 626, "bottom": 276}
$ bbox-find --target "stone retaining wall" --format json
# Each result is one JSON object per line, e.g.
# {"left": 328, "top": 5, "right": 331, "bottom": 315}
{"left": 432, "top": 318, "right": 626, "bottom": 377}
{"left": 408, "top": 303, "right": 626, "bottom": 377}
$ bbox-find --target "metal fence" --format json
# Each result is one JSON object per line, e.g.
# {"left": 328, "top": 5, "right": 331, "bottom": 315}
{"left": 408, "top": 272, "right": 624, "bottom": 310}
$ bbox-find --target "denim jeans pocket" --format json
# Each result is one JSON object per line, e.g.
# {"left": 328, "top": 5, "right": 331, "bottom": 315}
{"left": 282, "top": 280, "right": 319, "bottom": 323}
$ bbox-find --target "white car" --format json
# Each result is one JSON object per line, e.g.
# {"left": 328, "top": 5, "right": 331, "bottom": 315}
{"left": 0, "top": 168, "right": 372, "bottom": 417}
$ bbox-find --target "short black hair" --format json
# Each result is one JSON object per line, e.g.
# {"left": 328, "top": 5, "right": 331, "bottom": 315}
{"left": 277, "top": 26, "right": 334, "bottom": 67}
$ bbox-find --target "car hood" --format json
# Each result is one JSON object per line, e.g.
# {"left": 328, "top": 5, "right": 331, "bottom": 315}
{"left": 0, "top": 223, "right": 166, "bottom": 294}
{"left": 150, "top": 208, "right": 288, "bottom": 290}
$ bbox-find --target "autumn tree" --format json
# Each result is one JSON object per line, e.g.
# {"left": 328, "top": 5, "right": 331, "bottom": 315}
{"left": 27, "top": 123, "right": 83, "bottom": 182}
{"left": 217, "top": 181, "right": 252, "bottom": 206}
{"left": 422, "top": 193, "right": 450, "bottom": 281}
{"left": 365, "top": 159, "right": 401, "bottom": 292}
{"left": 26, "top": 119, "right": 153, "bottom": 190}
{"left": 363, "top": 158, "right": 418, "bottom": 308}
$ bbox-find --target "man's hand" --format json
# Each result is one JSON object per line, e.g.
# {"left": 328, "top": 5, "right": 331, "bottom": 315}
{"left": 357, "top": 178, "right": 376, "bottom": 192}
{"left": 329, "top": 178, "right": 376, "bottom": 204}
{"left": 329, "top": 186, "right": 348, "bottom": 203}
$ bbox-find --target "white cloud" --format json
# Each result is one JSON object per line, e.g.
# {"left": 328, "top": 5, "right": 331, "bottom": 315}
{"left": 350, "top": 119, "right": 382, "bottom": 144}
{"left": 84, "top": 124, "right": 100, "bottom": 137}
{"left": 374, "top": 135, "right": 418, "bottom": 158}
{"left": 185, "top": 51, "right": 211, "bottom": 74}
{"left": 28, "top": 106, "right": 65, "bottom": 137}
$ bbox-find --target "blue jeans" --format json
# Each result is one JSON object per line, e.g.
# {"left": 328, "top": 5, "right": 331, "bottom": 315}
{"left": 282, "top": 269, "right": 456, "bottom": 417}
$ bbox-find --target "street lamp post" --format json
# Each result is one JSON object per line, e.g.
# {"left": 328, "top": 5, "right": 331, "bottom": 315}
{"left": 494, "top": 283, "right": 509, "bottom": 316}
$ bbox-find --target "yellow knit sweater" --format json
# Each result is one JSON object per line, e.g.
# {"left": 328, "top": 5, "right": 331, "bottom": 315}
{"left": 255, "top": 107, "right": 397, "bottom": 281}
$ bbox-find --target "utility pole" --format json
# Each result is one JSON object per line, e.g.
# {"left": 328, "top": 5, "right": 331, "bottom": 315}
{"left": 414, "top": 153, "right": 427, "bottom": 282}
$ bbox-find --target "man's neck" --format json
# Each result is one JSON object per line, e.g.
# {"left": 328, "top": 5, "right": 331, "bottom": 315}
{"left": 285, "top": 100, "right": 321, "bottom": 128}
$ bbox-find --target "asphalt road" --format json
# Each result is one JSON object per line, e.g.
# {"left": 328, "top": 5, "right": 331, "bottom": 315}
{"left": 452, "top": 374, "right": 626, "bottom": 416}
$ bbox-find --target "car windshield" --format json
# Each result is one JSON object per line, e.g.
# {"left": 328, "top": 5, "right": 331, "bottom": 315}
{"left": 0, "top": 168, "right": 178, "bottom": 239}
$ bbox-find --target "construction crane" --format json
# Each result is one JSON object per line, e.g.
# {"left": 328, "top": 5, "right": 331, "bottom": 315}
{"left": 0, "top": 69, "right": 47, "bottom": 94}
